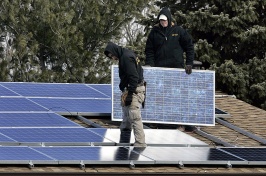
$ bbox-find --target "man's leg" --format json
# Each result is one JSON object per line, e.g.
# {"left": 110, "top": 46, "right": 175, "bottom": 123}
{"left": 119, "top": 106, "right": 132, "bottom": 144}
{"left": 120, "top": 106, "right": 132, "bottom": 131}
{"left": 129, "top": 88, "right": 146, "bottom": 147}
{"left": 128, "top": 106, "right": 146, "bottom": 147}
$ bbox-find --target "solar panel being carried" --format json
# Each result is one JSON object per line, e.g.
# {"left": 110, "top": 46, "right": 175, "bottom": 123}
{"left": 112, "top": 65, "right": 215, "bottom": 126}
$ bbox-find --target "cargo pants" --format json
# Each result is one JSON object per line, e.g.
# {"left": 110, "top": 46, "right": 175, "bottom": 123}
{"left": 120, "top": 85, "right": 146, "bottom": 147}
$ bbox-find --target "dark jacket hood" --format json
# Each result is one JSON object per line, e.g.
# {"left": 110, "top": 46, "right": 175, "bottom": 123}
{"left": 157, "top": 7, "right": 172, "bottom": 27}
{"left": 104, "top": 42, "right": 123, "bottom": 58}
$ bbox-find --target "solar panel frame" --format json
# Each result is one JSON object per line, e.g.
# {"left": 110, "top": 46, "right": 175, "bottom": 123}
{"left": 112, "top": 65, "right": 215, "bottom": 126}
{"left": 0, "top": 82, "right": 110, "bottom": 99}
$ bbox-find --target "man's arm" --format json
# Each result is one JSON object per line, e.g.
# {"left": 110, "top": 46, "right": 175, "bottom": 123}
{"left": 180, "top": 29, "right": 194, "bottom": 66}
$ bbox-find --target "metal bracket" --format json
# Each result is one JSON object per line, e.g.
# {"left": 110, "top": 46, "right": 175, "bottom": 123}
{"left": 28, "top": 160, "right": 34, "bottom": 169}
{"left": 226, "top": 161, "right": 232, "bottom": 168}
{"left": 79, "top": 160, "right": 85, "bottom": 170}
{"left": 178, "top": 161, "right": 184, "bottom": 169}
{"left": 129, "top": 160, "right": 135, "bottom": 169}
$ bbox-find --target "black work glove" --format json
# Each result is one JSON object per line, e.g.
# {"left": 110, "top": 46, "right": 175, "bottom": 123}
{"left": 125, "top": 91, "right": 133, "bottom": 106}
{"left": 185, "top": 65, "right": 192, "bottom": 75}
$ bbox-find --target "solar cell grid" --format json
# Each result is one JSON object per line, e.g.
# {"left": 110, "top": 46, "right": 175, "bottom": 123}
{"left": 87, "top": 84, "right": 112, "bottom": 98}
{"left": 0, "top": 133, "right": 16, "bottom": 142}
{"left": 220, "top": 148, "right": 266, "bottom": 161}
{"left": 0, "top": 128, "right": 112, "bottom": 143}
{"left": 0, "top": 146, "right": 55, "bottom": 161}
{"left": 0, "top": 85, "right": 20, "bottom": 96}
{"left": 0, "top": 113, "right": 80, "bottom": 127}
{"left": 0, "top": 98, "right": 47, "bottom": 112}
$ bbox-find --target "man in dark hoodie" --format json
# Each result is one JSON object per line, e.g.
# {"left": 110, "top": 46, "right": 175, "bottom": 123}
{"left": 145, "top": 8, "right": 195, "bottom": 131}
{"left": 104, "top": 42, "right": 146, "bottom": 147}
{"left": 145, "top": 7, "right": 194, "bottom": 74}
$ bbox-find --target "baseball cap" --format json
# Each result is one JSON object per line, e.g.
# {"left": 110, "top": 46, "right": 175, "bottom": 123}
{"left": 159, "top": 14, "right": 167, "bottom": 21}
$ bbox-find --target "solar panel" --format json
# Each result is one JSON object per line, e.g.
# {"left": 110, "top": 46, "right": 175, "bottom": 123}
{"left": 215, "top": 108, "right": 231, "bottom": 118}
{"left": 0, "top": 82, "right": 109, "bottom": 98}
{"left": 0, "top": 98, "right": 48, "bottom": 112}
{"left": 0, "top": 128, "right": 114, "bottom": 145}
{"left": 112, "top": 65, "right": 215, "bottom": 126}
{"left": 88, "top": 128, "right": 208, "bottom": 147}
{"left": 29, "top": 98, "right": 111, "bottom": 116}
{"left": 0, "top": 112, "right": 80, "bottom": 127}
{"left": 33, "top": 146, "right": 154, "bottom": 164}
{"left": 0, "top": 85, "right": 20, "bottom": 96}
{"left": 219, "top": 148, "right": 266, "bottom": 164}
{"left": 86, "top": 84, "right": 112, "bottom": 98}
{"left": 0, "top": 146, "right": 56, "bottom": 164}
{"left": 132, "top": 147, "right": 246, "bottom": 165}
{"left": 0, "top": 133, "right": 16, "bottom": 143}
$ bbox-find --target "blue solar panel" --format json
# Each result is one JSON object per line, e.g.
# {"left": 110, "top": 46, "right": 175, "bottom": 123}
{"left": 0, "top": 133, "right": 16, "bottom": 143}
{"left": 87, "top": 84, "right": 112, "bottom": 97}
{"left": 0, "top": 82, "right": 109, "bottom": 98}
{"left": 0, "top": 112, "right": 80, "bottom": 127}
{"left": 0, "top": 128, "right": 112, "bottom": 143}
{"left": 0, "top": 85, "right": 20, "bottom": 96}
{"left": 133, "top": 147, "right": 245, "bottom": 165}
{"left": 33, "top": 146, "right": 154, "bottom": 164}
{"left": 0, "top": 146, "right": 55, "bottom": 161}
{"left": 0, "top": 98, "right": 47, "bottom": 112}
{"left": 29, "top": 98, "right": 111, "bottom": 116}
{"left": 112, "top": 65, "right": 215, "bottom": 126}
{"left": 88, "top": 128, "right": 208, "bottom": 147}
{"left": 220, "top": 148, "right": 266, "bottom": 161}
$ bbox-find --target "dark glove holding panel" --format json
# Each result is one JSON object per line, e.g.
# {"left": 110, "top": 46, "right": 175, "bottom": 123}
{"left": 185, "top": 65, "right": 192, "bottom": 75}
{"left": 125, "top": 91, "right": 133, "bottom": 106}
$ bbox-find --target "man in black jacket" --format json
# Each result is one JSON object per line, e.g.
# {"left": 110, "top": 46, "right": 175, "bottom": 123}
{"left": 145, "top": 7, "right": 194, "bottom": 74}
{"left": 104, "top": 42, "right": 146, "bottom": 147}
{"left": 145, "top": 8, "right": 195, "bottom": 131}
